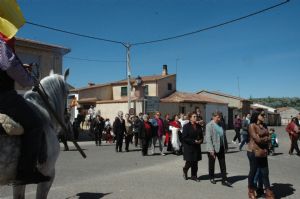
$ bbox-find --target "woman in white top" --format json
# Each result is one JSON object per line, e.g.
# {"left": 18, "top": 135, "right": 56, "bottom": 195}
{"left": 169, "top": 114, "right": 182, "bottom": 154}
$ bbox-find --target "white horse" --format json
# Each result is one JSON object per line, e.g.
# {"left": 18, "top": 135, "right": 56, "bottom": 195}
{"left": 0, "top": 70, "right": 69, "bottom": 199}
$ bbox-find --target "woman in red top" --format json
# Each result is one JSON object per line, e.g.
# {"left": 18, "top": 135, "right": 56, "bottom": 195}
{"left": 286, "top": 117, "right": 300, "bottom": 156}
{"left": 139, "top": 114, "right": 153, "bottom": 156}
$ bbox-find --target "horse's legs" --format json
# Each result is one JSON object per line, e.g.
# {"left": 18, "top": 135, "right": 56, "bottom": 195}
{"left": 13, "top": 185, "right": 26, "bottom": 199}
{"left": 36, "top": 171, "right": 55, "bottom": 199}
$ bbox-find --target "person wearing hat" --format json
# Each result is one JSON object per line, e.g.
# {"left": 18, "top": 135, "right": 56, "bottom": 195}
{"left": 0, "top": 0, "right": 50, "bottom": 184}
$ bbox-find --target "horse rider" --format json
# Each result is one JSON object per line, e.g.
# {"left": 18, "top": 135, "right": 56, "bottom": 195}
{"left": 0, "top": 34, "right": 50, "bottom": 184}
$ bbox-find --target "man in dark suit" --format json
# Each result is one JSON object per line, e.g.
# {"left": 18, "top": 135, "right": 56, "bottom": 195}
{"left": 113, "top": 111, "right": 126, "bottom": 152}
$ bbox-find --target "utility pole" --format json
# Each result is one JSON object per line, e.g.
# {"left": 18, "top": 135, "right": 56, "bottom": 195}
{"left": 176, "top": 58, "right": 180, "bottom": 89}
{"left": 175, "top": 58, "right": 180, "bottom": 75}
{"left": 126, "top": 43, "right": 131, "bottom": 112}
{"left": 237, "top": 76, "right": 240, "bottom": 97}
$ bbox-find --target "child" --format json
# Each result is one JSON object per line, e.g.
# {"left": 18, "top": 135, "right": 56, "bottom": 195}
{"left": 269, "top": 128, "right": 279, "bottom": 155}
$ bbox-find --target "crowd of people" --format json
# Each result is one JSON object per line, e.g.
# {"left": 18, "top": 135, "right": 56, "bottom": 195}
{"left": 65, "top": 106, "right": 300, "bottom": 199}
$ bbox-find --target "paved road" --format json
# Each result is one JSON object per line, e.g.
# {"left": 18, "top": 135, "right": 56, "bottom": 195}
{"left": 1, "top": 126, "right": 299, "bottom": 199}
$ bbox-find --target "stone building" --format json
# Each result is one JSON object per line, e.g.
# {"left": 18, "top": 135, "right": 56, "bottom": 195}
{"left": 251, "top": 103, "right": 281, "bottom": 126}
{"left": 70, "top": 65, "right": 228, "bottom": 123}
{"left": 160, "top": 92, "right": 228, "bottom": 124}
{"left": 277, "top": 107, "right": 299, "bottom": 125}
{"left": 71, "top": 65, "right": 176, "bottom": 120}
{"left": 15, "top": 37, "right": 70, "bottom": 94}
{"left": 197, "top": 90, "right": 252, "bottom": 129}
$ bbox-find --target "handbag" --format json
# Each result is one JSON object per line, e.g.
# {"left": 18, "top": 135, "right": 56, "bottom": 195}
{"left": 254, "top": 148, "right": 267, "bottom": 158}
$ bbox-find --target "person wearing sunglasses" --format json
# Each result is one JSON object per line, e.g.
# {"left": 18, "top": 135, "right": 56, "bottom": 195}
{"left": 247, "top": 109, "right": 275, "bottom": 199}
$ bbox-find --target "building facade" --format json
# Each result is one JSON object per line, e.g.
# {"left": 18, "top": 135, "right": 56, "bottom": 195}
{"left": 197, "top": 90, "right": 252, "bottom": 129}
{"left": 71, "top": 65, "right": 177, "bottom": 121}
{"left": 160, "top": 92, "right": 228, "bottom": 124}
{"left": 71, "top": 65, "right": 228, "bottom": 123}
{"left": 15, "top": 37, "right": 70, "bottom": 94}
{"left": 251, "top": 103, "right": 281, "bottom": 126}
{"left": 277, "top": 107, "right": 299, "bottom": 125}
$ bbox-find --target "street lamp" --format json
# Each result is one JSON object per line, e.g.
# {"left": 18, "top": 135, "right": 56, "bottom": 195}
{"left": 126, "top": 44, "right": 131, "bottom": 112}
{"left": 135, "top": 75, "right": 143, "bottom": 86}
{"left": 134, "top": 75, "right": 144, "bottom": 114}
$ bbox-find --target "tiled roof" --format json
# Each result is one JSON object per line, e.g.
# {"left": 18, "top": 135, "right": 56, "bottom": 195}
{"left": 160, "top": 91, "right": 227, "bottom": 104}
{"left": 96, "top": 96, "right": 140, "bottom": 104}
{"left": 277, "top": 107, "right": 298, "bottom": 112}
{"left": 70, "top": 83, "right": 111, "bottom": 92}
{"left": 197, "top": 90, "right": 251, "bottom": 102}
{"left": 16, "top": 37, "right": 71, "bottom": 54}
{"left": 78, "top": 97, "right": 98, "bottom": 104}
{"left": 111, "top": 74, "right": 175, "bottom": 85}
{"left": 71, "top": 74, "right": 175, "bottom": 92}
{"left": 66, "top": 83, "right": 75, "bottom": 90}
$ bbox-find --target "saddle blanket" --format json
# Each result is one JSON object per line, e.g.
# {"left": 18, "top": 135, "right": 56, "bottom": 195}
{"left": 0, "top": 113, "right": 24, "bottom": 136}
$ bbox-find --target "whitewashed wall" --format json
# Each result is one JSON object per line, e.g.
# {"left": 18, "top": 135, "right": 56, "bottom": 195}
{"left": 279, "top": 108, "right": 299, "bottom": 125}
{"left": 205, "top": 103, "right": 228, "bottom": 125}
{"left": 96, "top": 101, "right": 143, "bottom": 122}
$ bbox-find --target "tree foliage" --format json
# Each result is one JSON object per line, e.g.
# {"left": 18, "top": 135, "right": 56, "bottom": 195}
{"left": 252, "top": 97, "right": 300, "bottom": 111}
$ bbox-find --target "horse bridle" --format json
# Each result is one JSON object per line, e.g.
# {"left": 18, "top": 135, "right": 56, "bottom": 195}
{"left": 32, "top": 77, "right": 86, "bottom": 159}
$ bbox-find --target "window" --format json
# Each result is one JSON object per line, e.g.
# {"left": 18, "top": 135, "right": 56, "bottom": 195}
{"left": 144, "top": 85, "right": 149, "bottom": 96}
{"left": 168, "top": 83, "right": 172, "bottom": 90}
{"left": 121, "top": 86, "right": 127, "bottom": 96}
{"left": 179, "top": 106, "right": 186, "bottom": 114}
{"left": 18, "top": 53, "right": 41, "bottom": 79}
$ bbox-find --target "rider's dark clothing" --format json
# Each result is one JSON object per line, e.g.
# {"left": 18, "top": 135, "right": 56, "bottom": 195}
{"left": 0, "top": 38, "right": 49, "bottom": 184}
{"left": 0, "top": 70, "right": 14, "bottom": 91}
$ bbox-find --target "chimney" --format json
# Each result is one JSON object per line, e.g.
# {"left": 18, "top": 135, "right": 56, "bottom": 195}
{"left": 162, "top": 64, "right": 168, "bottom": 76}
{"left": 88, "top": 82, "right": 95, "bottom": 86}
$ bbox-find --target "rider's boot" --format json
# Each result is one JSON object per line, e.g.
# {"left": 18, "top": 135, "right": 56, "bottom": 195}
{"left": 15, "top": 128, "right": 50, "bottom": 185}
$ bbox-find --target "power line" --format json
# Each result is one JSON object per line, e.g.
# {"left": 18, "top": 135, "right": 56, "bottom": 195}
{"left": 65, "top": 56, "right": 125, "bottom": 63}
{"left": 25, "top": 0, "right": 289, "bottom": 47}
{"left": 131, "top": 0, "right": 290, "bottom": 46}
{"left": 26, "top": 21, "right": 126, "bottom": 46}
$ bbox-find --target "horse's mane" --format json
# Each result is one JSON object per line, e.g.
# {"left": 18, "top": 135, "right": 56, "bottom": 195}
{"left": 24, "top": 73, "right": 68, "bottom": 131}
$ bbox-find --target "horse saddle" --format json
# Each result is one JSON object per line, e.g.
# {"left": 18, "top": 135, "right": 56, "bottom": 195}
{"left": 0, "top": 113, "right": 24, "bottom": 136}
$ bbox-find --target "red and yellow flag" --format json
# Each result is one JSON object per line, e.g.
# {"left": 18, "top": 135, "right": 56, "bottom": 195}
{"left": 0, "top": 0, "right": 25, "bottom": 39}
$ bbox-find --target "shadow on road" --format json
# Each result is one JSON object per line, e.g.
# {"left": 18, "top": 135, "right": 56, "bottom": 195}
{"left": 150, "top": 152, "right": 173, "bottom": 156}
{"left": 271, "top": 152, "right": 284, "bottom": 156}
{"left": 198, "top": 173, "right": 222, "bottom": 181}
{"left": 66, "top": 192, "right": 112, "bottom": 199}
{"left": 227, "top": 175, "right": 248, "bottom": 184}
{"left": 201, "top": 150, "right": 240, "bottom": 155}
{"left": 272, "top": 183, "right": 295, "bottom": 199}
{"left": 226, "top": 150, "right": 240, "bottom": 154}
{"left": 228, "top": 146, "right": 236, "bottom": 150}
{"left": 198, "top": 174, "right": 247, "bottom": 185}
{"left": 127, "top": 148, "right": 142, "bottom": 152}
{"left": 64, "top": 148, "right": 87, "bottom": 152}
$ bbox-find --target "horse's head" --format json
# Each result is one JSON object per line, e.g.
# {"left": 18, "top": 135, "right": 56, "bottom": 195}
{"left": 25, "top": 69, "right": 70, "bottom": 133}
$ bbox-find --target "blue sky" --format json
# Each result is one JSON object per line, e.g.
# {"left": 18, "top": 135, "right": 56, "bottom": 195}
{"left": 17, "top": 0, "right": 300, "bottom": 98}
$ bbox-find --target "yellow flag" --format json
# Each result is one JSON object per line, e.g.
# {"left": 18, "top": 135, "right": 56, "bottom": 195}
{"left": 0, "top": 0, "right": 25, "bottom": 39}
